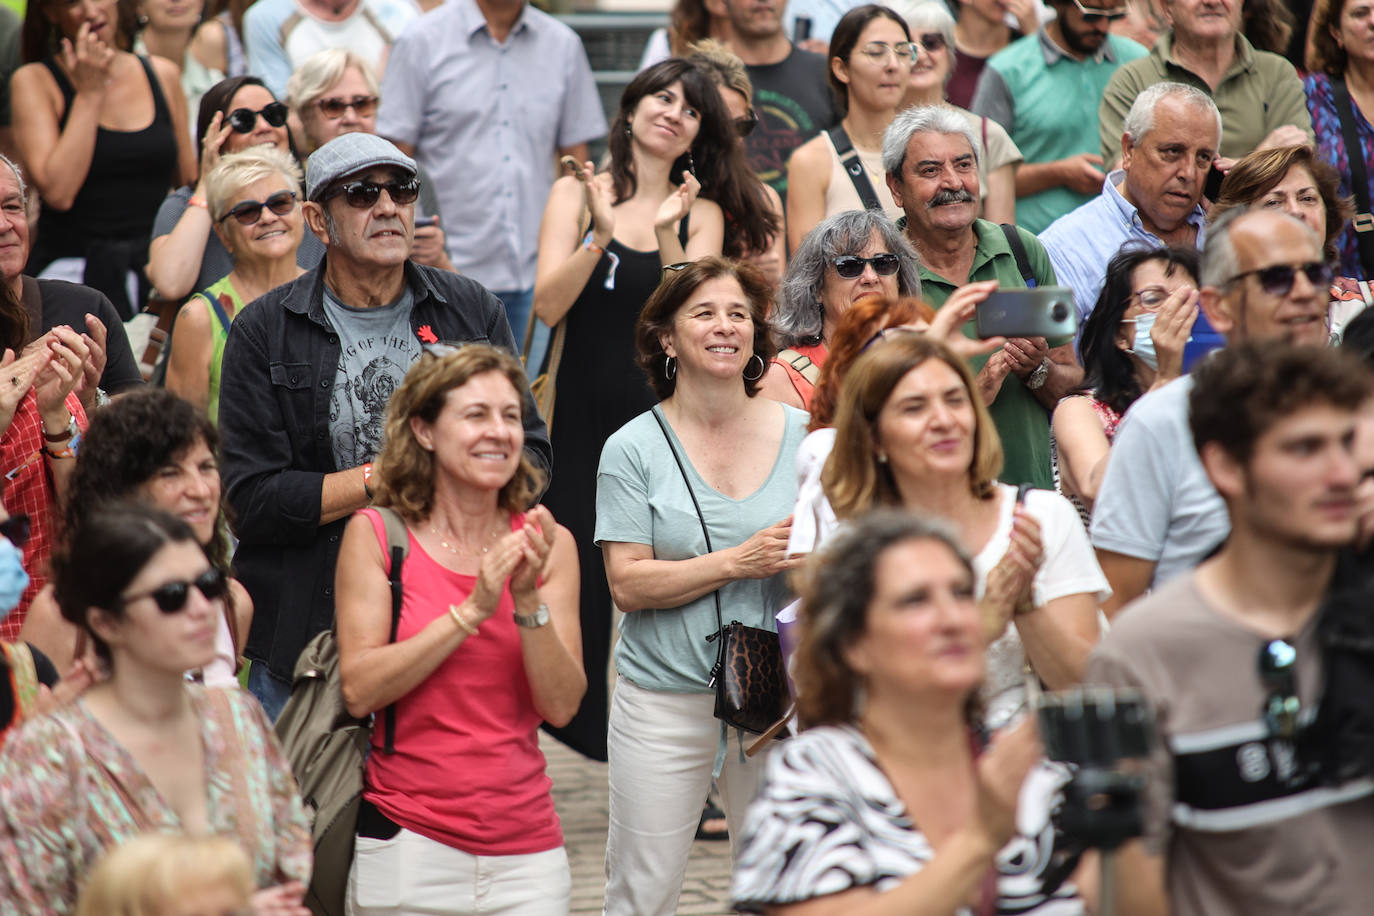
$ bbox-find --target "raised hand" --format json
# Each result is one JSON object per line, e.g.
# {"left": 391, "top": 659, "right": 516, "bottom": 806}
{"left": 61, "top": 22, "right": 115, "bottom": 97}
{"left": 974, "top": 717, "right": 1041, "bottom": 848}
{"left": 0, "top": 347, "right": 46, "bottom": 435}
{"left": 509, "top": 505, "right": 558, "bottom": 598}
{"left": 655, "top": 170, "right": 700, "bottom": 230}
{"left": 981, "top": 507, "right": 1043, "bottom": 637}
{"left": 33, "top": 326, "right": 90, "bottom": 421}
{"left": 197, "top": 111, "right": 233, "bottom": 180}
{"left": 563, "top": 156, "right": 615, "bottom": 247}
{"left": 934, "top": 280, "right": 1005, "bottom": 359}
{"left": 1148, "top": 286, "right": 1199, "bottom": 384}
{"left": 466, "top": 529, "right": 527, "bottom": 624}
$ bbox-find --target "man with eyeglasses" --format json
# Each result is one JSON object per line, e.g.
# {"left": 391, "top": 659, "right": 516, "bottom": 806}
{"left": 1039, "top": 82, "right": 1218, "bottom": 325}
{"left": 884, "top": 104, "right": 1080, "bottom": 490}
{"left": 970, "top": 0, "right": 1148, "bottom": 235}
{"left": 1091, "top": 208, "right": 1333, "bottom": 618}
{"left": 1085, "top": 339, "right": 1374, "bottom": 916}
{"left": 218, "top": 133, "right": 551, "bottom": 719}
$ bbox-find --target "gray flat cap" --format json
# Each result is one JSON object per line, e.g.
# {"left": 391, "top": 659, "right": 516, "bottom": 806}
{"left": 306, "top": 133, "right": 417, "bottom": 201}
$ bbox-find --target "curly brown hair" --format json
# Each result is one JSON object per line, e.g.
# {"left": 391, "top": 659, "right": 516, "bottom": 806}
{"left": 808, "top": 296, "right": 935, "bottom": 431}
{"left": 1309, "top": 0, "right": 1353, "bottom": 75}
{"left": 1211, "top": 145, "right": 1353, "bottom": 264}
{"left": 372, "top": 344, "right": 544, "bottom": 522}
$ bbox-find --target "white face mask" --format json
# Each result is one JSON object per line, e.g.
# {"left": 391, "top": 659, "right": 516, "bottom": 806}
{"left": 1124, "top": 311, "right": 1159, "bottom": 371}
{"left": 0, "top": 537, "right": 29, "bottom": 620}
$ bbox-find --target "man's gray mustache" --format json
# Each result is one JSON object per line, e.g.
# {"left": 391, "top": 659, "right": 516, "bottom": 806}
{"left": 927, "top": 189, "right": 976, "bottom": 208}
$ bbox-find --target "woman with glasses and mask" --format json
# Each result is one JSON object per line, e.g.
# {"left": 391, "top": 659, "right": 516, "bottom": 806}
{"left": 165, "top": 147, "right": 304, "bottom": 424}
{"left": 760, "top": 209, "right": 921, "bottom": 410}
{"left": 12, "top": 0, "right": 197, "bottom": 320}
{"left": 1053, "top": 245, "right": 1199, "bottom": 521}
{"left": 148, "top": 75, "right": 323, "bottom": 304}
{"left": 285, "top": 49, "right": 452, "bottom": 271}
{"left": 0, "top": 503, "right": 311, "bottom": 915}
{"left": 786, "top": 5, "right": 915, "bottom": 253}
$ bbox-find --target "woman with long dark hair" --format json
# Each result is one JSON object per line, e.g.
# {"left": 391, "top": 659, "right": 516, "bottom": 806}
{"left": 531, "top": 57, "right": 753, "bottom": 761}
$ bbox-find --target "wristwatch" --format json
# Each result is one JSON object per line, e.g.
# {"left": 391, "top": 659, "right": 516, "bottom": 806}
{"left": 42, "top": 415, "right": 78, "bottom": 442}
{"left": 514, "top": 603, "right": 551, "bottom": 629}
{"left": 1026, "top": 357, "right": 1052, "bottom": 391}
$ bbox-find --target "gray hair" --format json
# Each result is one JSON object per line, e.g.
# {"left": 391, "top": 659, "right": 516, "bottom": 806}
{"left": 1121, "top": 82, "right": 1222, "bottom": 149}
{"left": 887, "top": 0, "right": 957, "bottom": 82}
{"left": 286, "top": 49, "right": 380, "bottom": 114}
{"left": 775, "top": 210, "right": 922, "bottom": 348}
{"left": 0, "top": 154, "right": 28, "bottom": 211}
{"left": 882, "top": 105, "right": 979, "bottom": 177}
{"left": 203, "top": 146, "right": 304, "bottom": 221}
{"left": 1202, "top": 206, "right": 1322, "bottom": 291}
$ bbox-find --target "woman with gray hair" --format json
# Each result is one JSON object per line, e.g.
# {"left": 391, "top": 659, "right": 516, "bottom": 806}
{"left": 166, "top": 146, "right": 304, "bottom": 423}
{"left": 889, "top": 0, "right": 1021, "bottom": 224}
{"left": 758, "top": 209, "right": 920, "bottom": 409}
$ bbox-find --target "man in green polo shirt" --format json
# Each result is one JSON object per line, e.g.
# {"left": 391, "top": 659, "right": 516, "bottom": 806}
{"left": 882, "top": 105, "right": 1081, "bottom": 490}
{"left": 1097, "top": 0, "right": 1311, "bottom": 166}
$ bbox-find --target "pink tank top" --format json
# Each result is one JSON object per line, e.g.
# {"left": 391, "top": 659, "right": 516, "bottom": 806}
{"left": 360, "top": 509, "right": 562, "bottom": 856}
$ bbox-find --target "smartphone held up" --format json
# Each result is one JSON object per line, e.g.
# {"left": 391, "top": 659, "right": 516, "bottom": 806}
{"left": 975, "top": 287, "right": 1079, "bottom": 340}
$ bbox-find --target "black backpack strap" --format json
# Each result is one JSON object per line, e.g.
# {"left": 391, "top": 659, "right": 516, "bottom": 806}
{"left": 1000, "top": 223, "right": 1038, "bottom": 288}
{"left": 828, "top": 125, "right": 883, "bottom": 212}
{"left": 1331, "top": 78, "right": 1374, "bottom": 278}
{"left": 373, "top": 506, "right": 410, "bottom": 754}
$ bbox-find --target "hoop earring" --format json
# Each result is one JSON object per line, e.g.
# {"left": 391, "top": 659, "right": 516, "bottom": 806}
{"left": 742, "top": 353, "right": 765, "bottom": 381}
{"left": 665, "top": 356, "right": 676, "bottom": 379}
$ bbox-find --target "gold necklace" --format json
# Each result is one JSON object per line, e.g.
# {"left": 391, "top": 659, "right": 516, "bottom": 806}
{"left": 429, "top": 521, "right": 501, "bottom": 557}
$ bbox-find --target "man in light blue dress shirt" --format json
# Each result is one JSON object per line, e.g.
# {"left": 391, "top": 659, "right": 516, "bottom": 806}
{"left": 377, "top": 0, "right": 607, "bottom": 370}
{"left": 1038, "top": 81, "right": 1219, "bottom": 329}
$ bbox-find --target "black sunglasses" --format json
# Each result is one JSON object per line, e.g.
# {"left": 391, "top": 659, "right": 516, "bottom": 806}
{"left": 1069, "top": 0, "right": 1128, "bottom": 20}
{"left": 226, "top": 101, "right": 289, "bottom": 134}
{"left": 324, "top": 177, "right": 421, "bottom": 209}
{"left": 0, "top": 513, "right": 30, "bottom": 548}
{"left": 1230, "top": 260, "right": 1333, "bottom": 297}
{"left": 735, "top": 110, "right": 759, "bottom": 138}
{"left": 315, "top": 94, "right": 379, "bottom": 119}
{"left": 915, "top": 31, "right": 947, "bottom": 52}
{"left": 221, "top": 190, "right": 297, "bottom": 226}
{"left": 832, "top": 253, "right": 900, "bottom": 279}
{"left": 119, "top": 567, "right": 229, "bottom": 614}
{"left": 1258, "top": 638, "right": 1301, "bottom": 740}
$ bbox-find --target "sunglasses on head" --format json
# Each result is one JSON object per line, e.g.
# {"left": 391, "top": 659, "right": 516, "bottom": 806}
{"left": 915, "top": 31, "right": 947, "bottom": 52}
{"left": 324, "top": 177, "right": 421, "bottom": 209}
{"left": 832, "top": 253, "right": 900, "bottom": 279}
{"left": 221, "top": 190, "right": 297, "bottom": 226}
{"left": 1230, "top": 260, "right": 1333, "bottom": 297}
{"left": 1258, "top": 637, "right": 1301, "bottom": 740}
{"left": 735, "top": 109, "right": 759, "bottom": 138}
{"left": 1069, "top": 0, "right": 1128, "bottom": 21}
{"left": 0, "top": 514, "right": 29, "bottom": 548}
{"left": 119, "top": 567, "right": 229, "bottom": 614}
{"left": 314, "top": 94, "right": 379, "bottom": 119}
{"left": 226, "top": 101, "right": 289, "bottom": 134}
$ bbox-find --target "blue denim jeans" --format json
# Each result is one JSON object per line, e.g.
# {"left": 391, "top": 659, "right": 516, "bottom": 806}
{"left": 496, "top": 287, "right": 549, "bottom": 375}
{"left": 247, "top": 662, "right": 293, "bottom": 722}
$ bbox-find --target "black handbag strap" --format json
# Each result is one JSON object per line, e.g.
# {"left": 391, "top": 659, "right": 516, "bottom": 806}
{"left": 828, "top": 125, "right": 883, "bottom": 212}
{"left": 374, "top": 506, "right": 409, "bottom": 754}
{"left": 1331, "top": 77, "right": 1374, "bottom": 278}
{"left": 651, "top": 407, "right": 726, "bottom": 686}
{"left": 1000, "top": 223, "right": 1038, "bottom": 288}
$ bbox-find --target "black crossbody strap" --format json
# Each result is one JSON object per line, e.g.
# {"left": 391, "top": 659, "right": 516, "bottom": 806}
{"left": 829, "top": 126, "right": 883, "bottom": 212}
{"left": 1000, "top": 223, "right": 1038, "bottom": 288}
{"left": 651, "top": 407, "right": 726, "bottom": 686}
{"left": 374, "top": 506, "right": 409, "bottom": 754}
{"left": 1331, "top": 78, "right": 1374, "bottom": 278}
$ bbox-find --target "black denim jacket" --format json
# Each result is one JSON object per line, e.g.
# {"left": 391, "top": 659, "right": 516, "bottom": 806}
{"left": 218, "top": 258, "right": 552, "bottom": 680}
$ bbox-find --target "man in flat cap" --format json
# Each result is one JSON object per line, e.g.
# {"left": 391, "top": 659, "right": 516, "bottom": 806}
{"left": 218, "top": 132, "right": 551, "bottom": 718}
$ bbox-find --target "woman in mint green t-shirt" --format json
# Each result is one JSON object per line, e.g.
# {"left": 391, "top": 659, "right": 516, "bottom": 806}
{"left": 167, "top": 145, "right": 304, "bottom": 424}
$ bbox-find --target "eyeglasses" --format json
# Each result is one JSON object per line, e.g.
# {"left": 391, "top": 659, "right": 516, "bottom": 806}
{"left": 914, "top": 31, "right": 947, "bottom": 52}
{"left": 1069, "top": 0, "right": 1128, "bottom": 21}
{"left": 324, "top": 177, "right": 421, "bottom": 209}
{"left": 118, "top": 567, "right": 229, "bottom": 614}
{"left": 1228, "top": 260, "right": 1333, "bottom": 297}
{"left": 221, "top": 190, "right": 298, "bottom": 226}
{"left": 734, "top": 109, "right": 759, "bottom": 138}
{"left": 832, "top": 253, "right": 901, "bottom": 279}
{"left": 1128, "top": 285, "right": 1173, "bottom": 311}
{"left": 1258, "top": 638, "right": 1301, "bottom": 740}
{"left": 0, "top": 514, "right": 29, "bottom": 547}
{"left": 226, "top": 101, "right": 289, "bottom": 134}
{"left": 861, "top": 324, "right": 926, "bottom": 352}
{"left": 314, "top": 94, "right": 379, "bottom": 119}
{"left": 858, "top": 41, "right": 919, "bottom": 63}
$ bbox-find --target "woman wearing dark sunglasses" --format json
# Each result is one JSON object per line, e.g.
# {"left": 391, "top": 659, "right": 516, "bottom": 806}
{"left": 11, "top": 0, "right": 197, "bottom": 320}
{"left": 166, "top": 146, "right": 304, "bottom": 424}
{"left": 785, "top": 5, "right": 914, "bottom": 253}
{"left": 148, "top": 75, "right": 322, "bottom": 304}
{"left": 761, "top": 208, "right": 921, "bottom": 409}
{"left": 0, "top": 503, "right": 312, "bottom": 915}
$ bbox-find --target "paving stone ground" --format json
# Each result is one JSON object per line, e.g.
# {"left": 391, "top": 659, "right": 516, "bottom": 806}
{"left": 541, "top": 731, "right": 735, "bottom": 915}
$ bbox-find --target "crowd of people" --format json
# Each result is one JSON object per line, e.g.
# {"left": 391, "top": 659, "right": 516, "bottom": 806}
{"left": 0, "top": 0, "right": 1370, "bottom": 912}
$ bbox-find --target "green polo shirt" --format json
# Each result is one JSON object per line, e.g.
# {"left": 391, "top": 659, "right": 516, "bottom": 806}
{"left": 1098, "top": 31, "right": 1312, "bottom": 164}
{"left": 917, "top": 219, "right": 1056, "bottom": 490}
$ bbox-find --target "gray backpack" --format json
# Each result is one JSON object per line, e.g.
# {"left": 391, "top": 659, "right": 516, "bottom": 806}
{"left": 274, "top": 506, "right": 407, "bottom": 916}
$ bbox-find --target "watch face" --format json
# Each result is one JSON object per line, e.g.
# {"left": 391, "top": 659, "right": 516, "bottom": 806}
{"left": 516, "top": 605, "right": 550, "bottom": 627}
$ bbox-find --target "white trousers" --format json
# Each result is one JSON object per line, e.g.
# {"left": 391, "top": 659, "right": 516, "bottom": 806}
{"left": 602, "top": 676, "right": 769, "bottom": 916}
{"left": 346, "top": 826, "right": 571, "bottom": 915}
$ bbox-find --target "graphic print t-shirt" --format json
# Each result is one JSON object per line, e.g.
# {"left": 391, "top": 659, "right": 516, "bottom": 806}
{"left": 323, "top": 285, "right": 419, "bottom": 469}
{"left": 744, "top": 47, "right": 838, "bottom": 195}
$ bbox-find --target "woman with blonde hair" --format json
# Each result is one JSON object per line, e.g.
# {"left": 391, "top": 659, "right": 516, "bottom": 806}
{"left": 167, "top": 145, "right": 305, "bottom": 422}
{"left": 335, "top": 343, "right": 584, "bottom": 914}
{"left": 76, "top": 833, "right": 255, "bottom": 916}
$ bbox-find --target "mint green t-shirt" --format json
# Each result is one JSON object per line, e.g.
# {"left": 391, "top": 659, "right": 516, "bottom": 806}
{"left": 595, "top": 403, "right": 808, "bottom": 694}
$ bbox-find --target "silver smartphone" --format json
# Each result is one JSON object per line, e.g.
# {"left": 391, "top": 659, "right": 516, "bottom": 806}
{"left": 975, "top": 287, "right": 1078, "bottom": 340}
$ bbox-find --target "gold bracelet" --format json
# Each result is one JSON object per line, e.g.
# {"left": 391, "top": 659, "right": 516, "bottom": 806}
{"left": 448, "top": 604, "right": 478, "bottom": 637}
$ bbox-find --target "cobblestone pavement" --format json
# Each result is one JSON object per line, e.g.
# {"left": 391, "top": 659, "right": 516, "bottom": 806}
{"left": 541, "top": 732, "right": 735, "bottom": 915}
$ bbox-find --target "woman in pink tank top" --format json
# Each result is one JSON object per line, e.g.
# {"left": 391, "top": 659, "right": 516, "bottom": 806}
{"left": 335, "top": 343, "right": 585, "bottom": 915}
